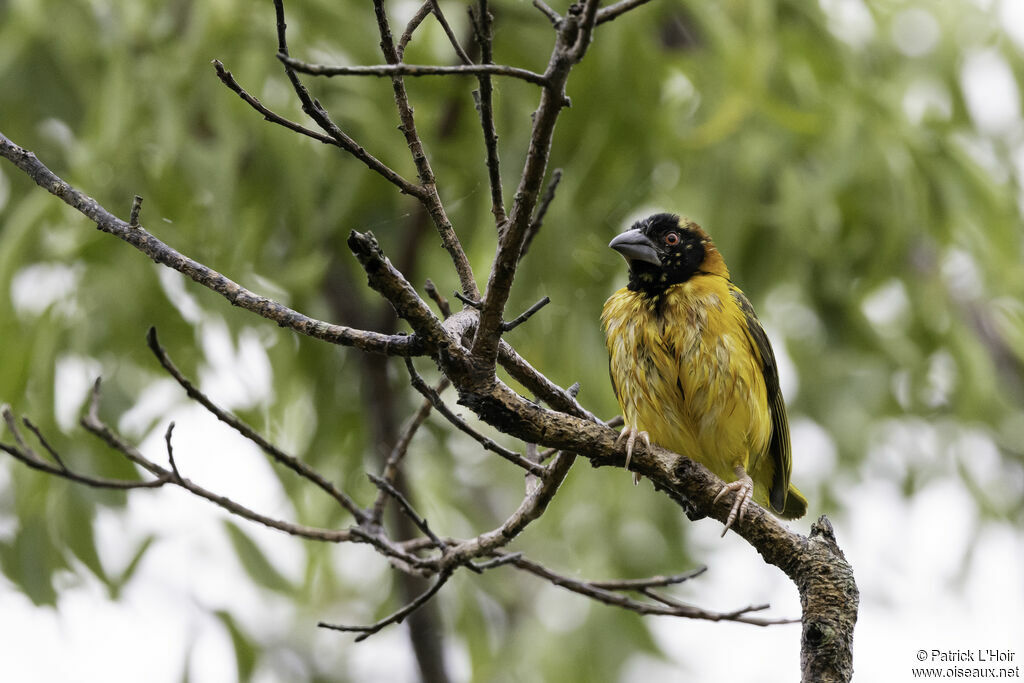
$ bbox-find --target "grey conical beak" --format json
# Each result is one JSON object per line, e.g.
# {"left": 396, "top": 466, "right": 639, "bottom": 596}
{"left": 609, "top": 228, "right": 660, "bottom": 266}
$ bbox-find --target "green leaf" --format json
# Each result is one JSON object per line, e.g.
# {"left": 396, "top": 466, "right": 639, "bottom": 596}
{"left": 214, "top": 610, "right": 257, "bottom": 683}
{"left": 222, "top": 520, "right": 294, "bottom": 595}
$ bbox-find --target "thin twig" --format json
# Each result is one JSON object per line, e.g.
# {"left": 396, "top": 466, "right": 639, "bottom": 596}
{"left": 532, "top": 0, "right": 562, "bottom": 26}
{"left": 454, "top": 291, "right": 482, "bottom": 309}
{"left": 369, "top": 0, "right": 480, "bottom": 299}
{"left": 278, "top": 56, "right": 548, "bottom": 87}
{"left": 404, "top": 359, "right": 546, "bottom": 477}
{"left": 1, "top": 407, "right": 165, "bottom": 489}
{"left": 80, "top": 400, "right": 361, "bottom": 543}
{"left": 397, "top": 0, "right": 433, "bottom": 59}
{"left": 371, "top": 379, "right": 448, "bottom": 526}
{"left": 21, "top": 417, "right": 67, "bottom": 471}
{"left": 471, "top": 0, "right": 601, "bottom": 372}
{"left": 568, "top": 0, "right": 602, "bottom": 62}
{"left": 128, "top": 195, "right": 143, "bottom": 227}
{"left": 319, "top": 569, "right": 453, "bottom": 641}
{"left": 502, "top": 296, "right": 550, "bottom": 332}
{"left": 164, "top": 421, "right": 181, "bottom": 479}
{"left": 0, "top": 133, "right": 422, "bottom": 357}
{"left": 520, "top": 168, "right": 561, "bottom": 261}
{"left": 596, "top": 0, "right": 655, "bottom": 25}
{"left": 428, "top": 0, "right": 473, "bottom": 65}
{"left": 147, "top": 328, "right": 368, "bottom": 523}
{"left": 504, "top": 554, "right": 796, "bottom": 625}
{"left": 589, "top": 566, "right": 707, "bottom": 590}
{"left": 368, "top": 473, "right": 447, "bottom": 551}
{"left": 214, "top": 60, "right": 422, "bottom": 198}
{"left": 439, "top": 451, "right": 575, "bottom": 565}
{"left": 471, "top": 552, "right": 523, "bottom": 571}
{"left": 496, "top": 341, "right": 600, "bottom": 421}
{"left": 470, "top": 0, "right": 507, "bottom": 228}
{"left": 270, "top": 1, "right": 430, "bottom": 200}
{"left": 424, "top": 279, "right": 451, "bottom": 319}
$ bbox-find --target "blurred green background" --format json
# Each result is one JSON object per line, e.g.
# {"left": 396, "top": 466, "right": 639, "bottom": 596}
{"left": 1, "top": 0, "right": 1022, "bottom": 681}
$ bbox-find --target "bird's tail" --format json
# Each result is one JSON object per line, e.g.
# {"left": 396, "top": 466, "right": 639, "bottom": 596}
{"left": 779, "top": 484, "right": 808, "bottom": 520}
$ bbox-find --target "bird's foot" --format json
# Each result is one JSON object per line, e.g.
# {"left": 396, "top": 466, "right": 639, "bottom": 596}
{"left": 713, "top": 466, "right": 754, "bottom": 536}
{"left": 615, "top": 426, "right": 650, "bottom": 486}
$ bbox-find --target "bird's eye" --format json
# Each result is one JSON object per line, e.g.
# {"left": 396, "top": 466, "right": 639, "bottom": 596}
{"left": 664, "top": 232, "right": 680, "bottom": 246}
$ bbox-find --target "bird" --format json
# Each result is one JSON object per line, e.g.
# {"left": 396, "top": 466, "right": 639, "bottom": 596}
{"left": 601, "top": 213, "right": 807, "bottom": 534}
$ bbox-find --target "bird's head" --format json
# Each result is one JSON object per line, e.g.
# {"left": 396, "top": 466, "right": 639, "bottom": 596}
{"left": 609, "top": 213, "right": 729, "bottom": 295}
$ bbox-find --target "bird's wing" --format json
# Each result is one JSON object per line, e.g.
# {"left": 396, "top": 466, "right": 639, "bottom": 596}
{"left": 730, "top": 285, "right": 791, "bottom": 513}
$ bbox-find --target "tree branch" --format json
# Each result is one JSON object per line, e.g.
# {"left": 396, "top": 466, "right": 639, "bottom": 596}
{"left": 596, "top": 0, "right": 655, "bottom": 25}
{"left": 503, "top": 553, "right": 795, "bottom": 625}
{"left": 0, "top": 133, "right": 421, "bottom": 357}
{"left": 471, "top": 1, "right": 600, "bottom": 375}
{"left": 405, "top": 358, "right": 546, "bottom": 477}
{"left": 470, "top": 0, "right": 507, "bottom": 227}
{"left": 427, "top": 0, "right": 474, "bottom": 66}
{"left": 369, "top": 0, "right": 480, "bottom": 300}
{"left": 371, "top": 378, "right": 448, "bottom": 526}
{"left": 213, "top": 60, "right": 422, "bottom": 197}
{"left": 520, "top": 168, "right": 561, "bottom": 261}
{"left": 397, "top": 1, "right": 434, "bottom": 59}
{"left": 146, "top": 327, "right": 367, "bottom": 522}
{"left": 277, "top": 56, "right": 549, "bottom": 88}
{"left": 319, "top": 569, "right": 453, "bottom": 641}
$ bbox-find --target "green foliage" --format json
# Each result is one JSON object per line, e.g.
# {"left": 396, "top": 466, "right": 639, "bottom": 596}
{"left": 1, "top": 0, "right": 1023, "bottom": 680}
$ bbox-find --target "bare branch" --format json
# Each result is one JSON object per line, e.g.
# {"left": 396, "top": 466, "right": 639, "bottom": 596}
{"left": 164, "top": 421, "right": 181, "bottom": 479}
{"left": 278, "top": 56, "right": 548, "bottom": 87}
{"left": 497, "top": 342, "right": 599, "bottom": 421}
{"left": 347, "top": 230, "right": 469, "bottom": 366}
{"left": 128, "top": 195, "right": 143, "bottom": 227}
{"left": 596, "top": 0, "right": 655, "bottom": 25}
{"left": 442, "top": 451, "right": 575, "bottom": 564}
{"left": 371, "top": 379, "right": 448, "bottom": 526}
{"left": 504, "top": 554, "right": 796, "bottom": 625}
{"left": 588, "top": 566, "right": 707, "bottom": 590}
{"left": 520, "top": 168, "right": 561, "bottom": 261}
{"left": 428, "top": 0, "right": 473, "bottom": 65}
{"left": 213, "top": 61, "right": 337, "bottom": 145}
{"left": 470, "top": 552, "right": 523, "bottom": 571}
{"left": 0, "top": 133, "right": 422, "bottom": 357}
{"left": 453, "top": 291, "right": 482, "bottom": 309}
{"left": 424, "top": 279, "right": 452, "bottom": 319}
{"left": 369, "top": 0, "right": 480, "bottom": 299}
{"left": 404, "top": 358, "right": 546, "bottom": 477}
{"left": 21, "top": 416, "right": 68, "bottom": 471}
{"left": 470, "top": 0, "right": 507, "bottom": 227}
{"left": 368, "top": 473, "right": 447, "bottom": 551}
{"left": 532, "top": 0, "right": 562, "bottom": 26}
{"left": 319, "top": 569, "right": 453, "bottom": 641}
{"left": 266, "top": 1, "right": 431, "bottom": 200}
{"left": 1, "top": 406, "right": 165, "bottom": 489}
{"left": 471, "top": 2, "right": 601, "bottom": 374}
{"left": 397, "top": 0, "right": 433, "bottom": 59}
{"left": 147, "top": 327, "right": 367, "bottom": 522}
{"left": 568, "top": 0, "right": 602, "bottom": 62}
{"left": 502, "top": 296, "right": 550, "bottom": 332}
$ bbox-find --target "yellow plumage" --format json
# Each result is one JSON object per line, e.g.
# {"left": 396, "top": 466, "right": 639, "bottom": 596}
{"left": 602, "top": 214, "right": 806, "bottom": 530}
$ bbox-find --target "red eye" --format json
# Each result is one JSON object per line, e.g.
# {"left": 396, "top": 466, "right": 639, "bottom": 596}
{"left": 664, "top": 232, "right": 680, "bottom": 246}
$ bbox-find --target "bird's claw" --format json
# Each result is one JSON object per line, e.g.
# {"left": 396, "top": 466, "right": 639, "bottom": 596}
{"left": 714, "top": 467, "right": 754, "bottom": 536}
{"left": 616, "top": 426, "right": 650, "bottom": 485}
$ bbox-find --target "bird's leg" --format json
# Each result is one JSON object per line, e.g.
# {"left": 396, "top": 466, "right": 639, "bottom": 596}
{"left": 713, "top": 465, "right": 754, "bottom": 536}
{"left": 615, "top": 425, "right": 650, "bottom": 485}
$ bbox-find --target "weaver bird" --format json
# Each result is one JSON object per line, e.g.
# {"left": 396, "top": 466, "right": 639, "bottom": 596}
{"left": 602, "top": 213, "right": 807, "bottom": 534}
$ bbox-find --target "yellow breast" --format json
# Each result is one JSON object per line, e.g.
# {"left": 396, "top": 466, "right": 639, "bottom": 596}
{"left": 601, "top": 277, "right": 772, "bottom": 485}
